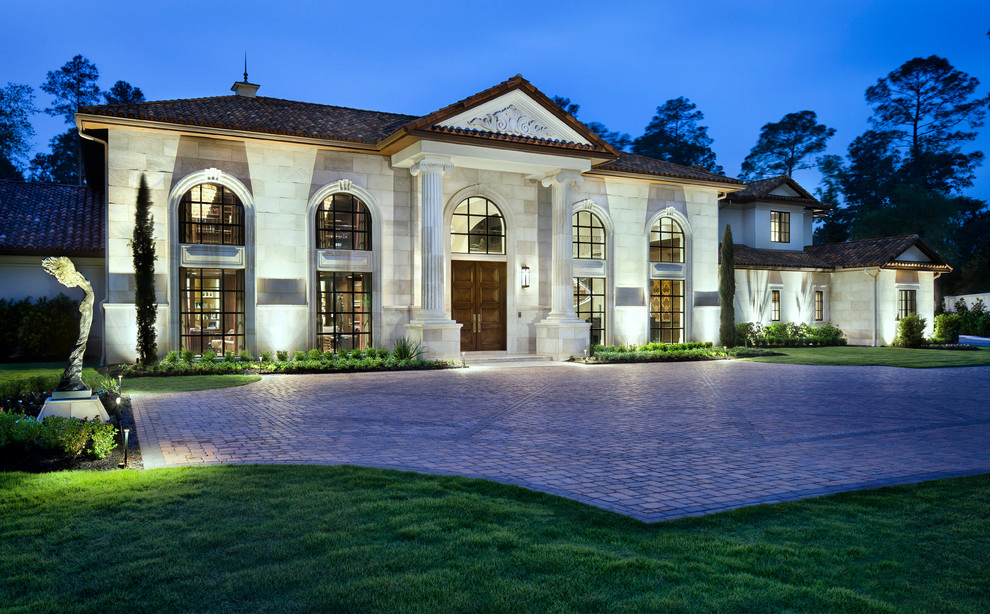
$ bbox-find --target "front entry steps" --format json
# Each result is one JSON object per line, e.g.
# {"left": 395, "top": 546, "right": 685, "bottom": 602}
{"left": 460, "top": 351, "right": 554, "bottom": 367}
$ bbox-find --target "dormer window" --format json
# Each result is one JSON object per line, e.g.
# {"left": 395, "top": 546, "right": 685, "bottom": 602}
{"left": 770, "top": 211, "right": 790, "bottom": 243}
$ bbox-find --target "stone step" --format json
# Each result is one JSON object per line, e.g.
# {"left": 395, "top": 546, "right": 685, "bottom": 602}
{"left": 460, "top": 352, "right": 554, "bottom": 366}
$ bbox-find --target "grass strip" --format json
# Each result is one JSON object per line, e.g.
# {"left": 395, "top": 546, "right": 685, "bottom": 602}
{"left": 740, "top": 345, "right": 990, "bottom": 368}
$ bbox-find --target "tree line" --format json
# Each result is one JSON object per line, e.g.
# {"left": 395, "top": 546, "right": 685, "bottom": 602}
{"left": 556, "top": 54, "right": 990, "bottom": 296}
{"left": 0, "top": 54, "right": 144, "bottom": 185}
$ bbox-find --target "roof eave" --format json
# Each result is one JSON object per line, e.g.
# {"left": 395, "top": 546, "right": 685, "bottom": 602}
{"left": 586, "top": 167, "right": 745, "bottom": 190}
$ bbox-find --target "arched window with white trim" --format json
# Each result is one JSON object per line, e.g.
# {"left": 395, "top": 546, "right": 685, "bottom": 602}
{"left": 649, "top": 217, "right": 685, "bottom": 263}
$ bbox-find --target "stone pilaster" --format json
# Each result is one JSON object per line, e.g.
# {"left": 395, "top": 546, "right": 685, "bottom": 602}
{"left": 537, "top": 170, "right": 591, "bottom": 360}
{"left": 406, "top": 155, "right": 462, "bottom": 360}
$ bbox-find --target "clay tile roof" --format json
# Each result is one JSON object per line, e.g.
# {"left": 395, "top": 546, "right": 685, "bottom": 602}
{"left": 593, "top": 152, "right": 743, "bottom": 184}
{"left": 0, "top": 180, "right": 104, "bottom": 255}
{"left": 79, "top": 95, "right": 418, "bottom": 144}
{"left": 722, "top": 175, "right": 830, "bottom": 210}
{"left": 732, "top": 235, "right": 951, "bottom": 271}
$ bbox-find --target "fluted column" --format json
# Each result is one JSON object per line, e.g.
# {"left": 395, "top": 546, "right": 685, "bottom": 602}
{"left": 542, "top": 170, "right": 584, "bottom": 320}
{"left": 410, "top": 155, "right": 454, "bottom": 320}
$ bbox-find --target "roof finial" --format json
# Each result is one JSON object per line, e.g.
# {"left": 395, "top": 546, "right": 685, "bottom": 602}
{"left": 243, "top": 52, "right": 248, "bottom": 83}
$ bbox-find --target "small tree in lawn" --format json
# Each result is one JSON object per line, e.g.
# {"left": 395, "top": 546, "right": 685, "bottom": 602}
{"left": 133, "top": 174, "right": 157, "bottom": 364}
{"left": 719, "top": 224, "right": 736, "bottom": 347}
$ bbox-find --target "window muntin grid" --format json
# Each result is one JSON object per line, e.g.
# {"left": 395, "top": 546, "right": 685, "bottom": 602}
{"left": 815, "top": 290, "right": 824, "bottom": 321}
{"left": 179, "top": 184, "right": 244, "bottom": 245}
{"left": 770, "top": 211, "right": 790, "bottom": 243}
{"left": 179, "top": 268, "right": 245, "bottom": 355}
{"left": 572, "top": 211, "right": 606, "bottom": 259}
{"left": 649, "top": 218, "right": 684, "bottom": 263}
{"left": 649, "top": 279, "right": 684, "bottom": 343}
{"left": 316, "top": 193, "right": 372, "bottom": 251}
{"left": 574, "top": 277, "right": 605, "bottom": 346}
{"left": 898, "top": 289, "right": 917, "bottom": 319}
{"left": 450, "top": 197, "right": 505, "bottom": 255}
{"left": 317, "top": 272, "right": 372, "bottom": 352}
{"left": 771, "top": 290, "right": 781, "bottom": 321}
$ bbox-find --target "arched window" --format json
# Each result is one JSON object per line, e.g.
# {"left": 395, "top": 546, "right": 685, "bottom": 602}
{"left": 572, "top": 211, "right": 605, "bottom": 259}
{"left": 451, "top": 197, "right": 505, "bottom": 255}
{"left": 649, "top": 218, "right": 684, "bottom": 263}
{"left": 179, "top": 184, "right": 244, "bottom": 245}
{"left": 316, "top": 193, "right": 372, "bottom": 250}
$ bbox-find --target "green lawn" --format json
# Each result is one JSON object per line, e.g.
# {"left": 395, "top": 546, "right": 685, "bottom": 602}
{"left": 0, "top": 362, "right": 102, "bottom": 386}
{"left": 1, "top": 466, "right": 986, "bottom": 612}
{"left": 740, "top": 345, "right": 990, "bottom": 368}
{"left": 122, "top": 374, "right": 261, "bottom": 394}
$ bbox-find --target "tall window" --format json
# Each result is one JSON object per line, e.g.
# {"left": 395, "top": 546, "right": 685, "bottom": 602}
{"left": 451, "top": 197, "right": 505, "bottom": 254}
{"left": 317, "top": 272, "right": 372, "bottom": 352}
{"left": 316, "top": 193, "right": 372, "bottom": 250}
{"left": 179, "top": 268, "right": 245, "bottom": 354}
{"left": 179, "top": 184, "right": 245, "bottom": 245}
{"left": 771, "top": 290, "right": 781, "bottom": 321}
{"left": 574, "top": 277, "right": 605, "bottom": 346}
{"left": 898, "top": 289, "right": 917, "bottom": 319}
{"left": 649, "top": 279, "right": 684, "bottom": 343}
{"left": 815, "top": 290, "right": 824, "bottom": 321}
{"left": 770, "top": 211, "right": 790, "bottom": 243}
{"left": 649, "top": 218, "right": 684, "bottom": 263}
{"left": 572, "top": 211, "right": 605, "bottom": 259}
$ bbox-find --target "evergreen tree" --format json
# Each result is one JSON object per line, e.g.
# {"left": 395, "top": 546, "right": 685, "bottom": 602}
{"left": 104, "top": 80, "right": 145, "bottom": 105}
{"left": 0, "top": 83, "right": 37, "bottom": 180}
{"left": 39, "top": 55, "right": 102, "bottom": 185}
{"left": 632, "top": 97, "right": 723, "bottom": 173}
{"left": 719, "top": 225, "right": 736, "bottom": 347}
{"left": 739, "top": 110, "right": 835, "bottom": 180}
{"left": 133, "top": 174, "right": 157, "bottom": 365}
{"left": 552, "top": 95, "right": 631, "bottom": 150}
{"left": 28, "top": 130, "right": 79, "bottom": 184}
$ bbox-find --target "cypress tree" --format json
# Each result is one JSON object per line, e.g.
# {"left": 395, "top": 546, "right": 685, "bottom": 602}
{"left": 133, "top": 174, "right": 157, "bottom": 364}
{"left": 719, "top": 224, "right": 736, "bottom": 347}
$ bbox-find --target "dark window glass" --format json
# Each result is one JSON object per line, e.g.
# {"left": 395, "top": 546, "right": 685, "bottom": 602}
{"left": 649, "top": 279, "right": 684, "bottom": 343}
{"left": 898, "top": 289, "right": 917, "bottom": 319}
{"left": 179, "top": 184, "right": 244, "bottom": 245}
{"left": 815, "top": 290, "right": 824, "bottom": 321}
{"left": 574, "top": 277, "right": 605, "bottom": 346}
{"left": 317, "top": 272, "right": 372, "bottom": 352}
{"left": 771, "top": 290, "right": 781, "bottom": 321}
{"left": 451, "top": 197, "right": 505, "bottom": 255}
{"left": 179, "top": 268, "right": 245, "bottom": 355}
{"left": 649, "top": 218, "right": 684, "bottom": 263}
{"left": 316, "top": 193, "right": 372, "bottom": 250}
{"left": 770, "top": 211, "right": 790, "bottom": 243}
{"left": 572, "top": 211, "right": 606, "bottom": 259}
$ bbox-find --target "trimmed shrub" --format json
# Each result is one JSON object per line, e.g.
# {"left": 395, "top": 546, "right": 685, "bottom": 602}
{"left": 0, "top": 298, "right": 30, "bottom": 359}
{"left": 180, "top": 349, "right": 195, "bottom": 363}
{"left": 201, "top": 349, "right": 217, "bottom": 363}
{"left": 894, "top": 314, "right": 926, "bottom": 348}
{"left": 933, "top": 313, "right": 961, "bottom": 344}
{"left": 238, "top": 350, "right": 253, "bottom": 362}
{"left": 276, "top": 350, "right": 289, "bottom": 362}
{"left": 161, "top": 351, "right": 179, "bottom": 364}
{"left": 260, "top": 350, "right": 272, "bottom": 363}
{"left": 293, "top": 350, "right": 306, "bottom": 362}
{"left": 307, "top": 349, "right": 322, "bottom": 361}
{"left": 18, "top": 294, "right": 80, "bottom": 359}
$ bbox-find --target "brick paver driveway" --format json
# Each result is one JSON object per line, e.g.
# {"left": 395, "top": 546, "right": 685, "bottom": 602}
{"left": 131, "top": 361, "right": 990, "bottom": 522}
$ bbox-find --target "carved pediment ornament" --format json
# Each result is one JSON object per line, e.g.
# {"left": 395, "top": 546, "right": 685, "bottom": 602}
{"left": 467, "top": 105, "right": 551, "bottom": 137}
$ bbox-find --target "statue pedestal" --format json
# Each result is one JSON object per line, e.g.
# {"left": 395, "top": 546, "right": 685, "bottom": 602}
{"left": 37, "top": 390, "right": 110, "bottom": 422}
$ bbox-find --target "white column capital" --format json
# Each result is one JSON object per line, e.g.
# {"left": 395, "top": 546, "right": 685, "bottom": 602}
{"left": 541, "top": 169, "right": 584, "bottom": 188}
{"left": 410, "top": 156, "right": 454, "bottom": 177}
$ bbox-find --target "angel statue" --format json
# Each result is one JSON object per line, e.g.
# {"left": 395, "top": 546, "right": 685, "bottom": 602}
{"left": 42, "top": 257, "right": 94, "bottom": 392}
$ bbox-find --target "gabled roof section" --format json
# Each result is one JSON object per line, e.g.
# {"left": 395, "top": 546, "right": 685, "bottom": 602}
{"left": 732, "top": 235, "right": 951, "bottom": 271}
{"left": 722, "top": 175, "right": 830, "bottom": 210}
{"left": 0, "top": 180, "right": 104, "bottom": 255}
{"left": 79, "top": 96, "right": 417, "bottom": 144}
{"left": 394, "top": 75, "right": 618, "bottom": 156}
{"left": 593, "top": 152, "right": 743, "bottom": 185}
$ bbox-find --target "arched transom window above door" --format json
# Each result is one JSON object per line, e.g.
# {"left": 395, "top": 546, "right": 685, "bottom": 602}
{"left": 649, "top": 217, "right": 685, "bottom": 263}
{"left": 316, "top": 193, "right": 372, "bottom": 251}
{"left": 179, "top": 184, "right": 245, "bottom": 245}
{"left": 451, "top": 197, "right": 505, "bottom": 255}
{"left": 572, "top": 211, "right": 605, "bottom": 259}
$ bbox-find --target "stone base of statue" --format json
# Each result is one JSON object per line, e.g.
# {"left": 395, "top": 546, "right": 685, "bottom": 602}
{"left": 37, "top": 389, "right": 110, "bottom": 422}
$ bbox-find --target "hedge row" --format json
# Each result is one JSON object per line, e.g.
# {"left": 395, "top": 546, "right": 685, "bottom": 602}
{"left": 0, "top": 295, "right": 82, "bottom": 361}
{"left": 735, "top": 322, "right": 847, "bottom": 347}
{"left": 0, "top": 412, "right": 117, "bottom": 459}
{"left": 943, "top": 298, "right": 990, "bottom": 338}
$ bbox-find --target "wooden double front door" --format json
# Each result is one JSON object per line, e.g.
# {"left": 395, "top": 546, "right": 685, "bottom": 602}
{"left": 451, "top": 260, "right": 506, "bottom": 351}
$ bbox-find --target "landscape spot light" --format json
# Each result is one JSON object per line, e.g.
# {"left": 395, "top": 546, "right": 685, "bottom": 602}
{"left": 121, "top": 427, "right": 131, "bottom": 467}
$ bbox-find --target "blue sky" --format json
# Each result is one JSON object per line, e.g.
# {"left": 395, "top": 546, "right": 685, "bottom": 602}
{"left": 4, "top": 0, "right": 989, "bottom": 200}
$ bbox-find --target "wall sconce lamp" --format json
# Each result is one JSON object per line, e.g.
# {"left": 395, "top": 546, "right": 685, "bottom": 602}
{"left": 520, "top": 265, "right": 530, "bottom": 288}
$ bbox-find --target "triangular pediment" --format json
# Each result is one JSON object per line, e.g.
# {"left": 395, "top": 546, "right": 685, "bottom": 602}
{"left": 435, "top": 89, "right": 593, "bottom": 146}
{"left": 769, "top": 184, "right": 801, "bottom": 197}
{"left": 894, "top": 245, "right": 933, "bottom": 263}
